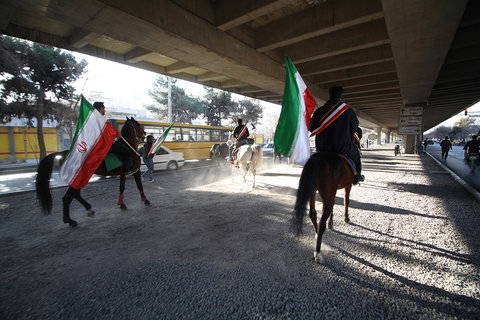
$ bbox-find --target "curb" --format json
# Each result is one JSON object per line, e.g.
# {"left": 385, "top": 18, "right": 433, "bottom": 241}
{"left": 426, "top": 152, "right": 480, "bottom": 201}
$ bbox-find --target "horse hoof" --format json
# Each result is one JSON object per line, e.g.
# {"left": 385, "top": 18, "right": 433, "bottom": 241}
{"left": 327, "top": 222, "right": 333, "bottom": 229}
{"left": 345, "top": 218, "right": 350, "bottom": 224}
{"left": 87, "top": 209, "right": 95, "bottom": 217}
{"left": 64, "top": 220, "right": 77, "bottom": 227}
{"left": 120, "top": 204, "right": 127, "bottom": 210}
{"left": 314, "top": 251, "right": 324, "bottom": 264}
{"left": 144, "top": 199, "right": 151, "bottom": 206}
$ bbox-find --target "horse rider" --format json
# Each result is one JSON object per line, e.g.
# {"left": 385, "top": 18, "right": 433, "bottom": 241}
{"left": 94, "top": 102, "right": 137, "bottom": 176}
{"left": 228, "top": 118, "right": 249, "bottom": 164}
{"left": 309, "top": 86, "right": 364, "bottom": 185}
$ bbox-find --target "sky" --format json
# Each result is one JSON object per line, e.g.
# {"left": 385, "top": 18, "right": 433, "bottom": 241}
{"left": 72, "top": 52, "right": 478, "bottom": 134}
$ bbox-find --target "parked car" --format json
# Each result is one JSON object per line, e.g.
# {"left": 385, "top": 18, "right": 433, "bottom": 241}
{"left": 139, "top": 145, "right": 185, "bottom": 171}
{"left": 262, "top": 143, "right": 274, "bottom": 155}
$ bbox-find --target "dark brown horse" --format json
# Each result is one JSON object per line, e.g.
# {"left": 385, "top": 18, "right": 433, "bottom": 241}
{"left": 292, "top": 152, "right": 355, "bottom": 263}
{"left": 209, "top": 143, "right": 229, "bottom": 164}
{"left": 36, "top": 117, "right": 150, "bottom": 227}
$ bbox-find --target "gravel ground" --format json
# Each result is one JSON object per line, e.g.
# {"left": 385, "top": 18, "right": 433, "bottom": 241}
{"left": 0, "top": 150, "right": 479, "bottom": 319}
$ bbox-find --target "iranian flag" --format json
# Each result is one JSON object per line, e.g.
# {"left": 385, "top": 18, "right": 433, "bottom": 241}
{"left": 59, "top": 96, "right": 118, "bottom": 190}
{"left": 274, "top": 56, "right": 316, "bottom": 165}
{"left": 147, "top": 123, "right": 174, "bottom": 157}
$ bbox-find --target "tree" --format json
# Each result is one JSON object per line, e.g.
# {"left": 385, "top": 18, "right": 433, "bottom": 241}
{"left": 203, "top": 87, "right": 237, "bottom": 126}
{"left": 229, "top": 99, "right": 263, "bottom": 127}
{"left": 147, "top": 76, "right": 203, "bottom": 123}
{"left": 451, "top": 117, "right": 476, "bottom": 140}
{"left": 0, "top": 36, "right": 86, "bottom": 159}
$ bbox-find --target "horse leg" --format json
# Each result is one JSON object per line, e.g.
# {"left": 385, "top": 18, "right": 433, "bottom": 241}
{"left": 73, "top": 190, "right": 95, "bottom": 217}
{"left": 314, "top": 196, "right": 334, "bottom": 263}
{"left": 242, "top": 162, "right": 249, "bottom": 183}
{"left": 134, "top": 170, "right": 150, "bottom": 206}
{"left": 62, "top": 187, "right": 78, "bottom": 227}
{"left": 118, "top": 174, "right": 127, "bottom": 210}
{"left": 344, "top": 185, "right": 352, "bottom": 224}
{"left": 308, "top": 190, "right": 318, "bottom": 233}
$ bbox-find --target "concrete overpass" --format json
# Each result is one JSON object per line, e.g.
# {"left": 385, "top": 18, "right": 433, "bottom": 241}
{"left": 1, "top": 0, "right": 479, "bottom": 145}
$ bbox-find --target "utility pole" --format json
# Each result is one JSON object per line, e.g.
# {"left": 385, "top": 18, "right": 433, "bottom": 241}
{"left": 167, "top": 77, "right": 172, "bottom": 123}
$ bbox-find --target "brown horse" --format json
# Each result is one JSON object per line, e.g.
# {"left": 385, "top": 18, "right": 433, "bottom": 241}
{"left": 36, "top": 117, "right": 150, "bottom": 227}
{"left": 209, "top": 143, "right": 229, "bottom": 164}
{"left": 292, "top": 152, "right": 355, "bottom": 263}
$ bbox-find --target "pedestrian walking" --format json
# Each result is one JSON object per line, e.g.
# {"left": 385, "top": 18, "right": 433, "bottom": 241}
{"left": 142, "top": 135, "right": 155, "bottom": 182}
{"left": 440, "top": 136, "right": 452, "bottom": 160}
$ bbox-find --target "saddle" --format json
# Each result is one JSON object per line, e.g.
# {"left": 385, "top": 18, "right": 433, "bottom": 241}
{"left": 104, "top": 140, "right": 134, "bottom": 171}
{"left": 338, "top": 154, "right": 357, "bottom": 175}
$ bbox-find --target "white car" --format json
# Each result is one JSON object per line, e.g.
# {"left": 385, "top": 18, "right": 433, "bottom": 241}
{"left": 139, "top": 145, "right": 185, "bottom": 171}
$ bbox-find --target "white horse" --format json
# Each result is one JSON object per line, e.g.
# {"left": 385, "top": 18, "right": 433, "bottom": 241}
{"left": 232, "top": 144, "right": 263, "bottom": 188}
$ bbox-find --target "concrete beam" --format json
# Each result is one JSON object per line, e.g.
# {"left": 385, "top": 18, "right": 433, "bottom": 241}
{"left": 166, "top": 61, "right": 195, "bottom": 74}
{"left": 253, "top": 91, "right": 280, "bottom": 99}
{"left": 381, "top": 0, "right": 468, "bottom": 104}
{"left": 220, "top": 79, "right": 248, "bottom": 88}
{"left": 197, "top": 71, "right": 226, "bottom": 81}
{"left": 343, "top": 89, "right": 400, "bottom": 99}
{"left": 323, "top": 72, "right": 398, "bottom": 89}
{"left": 124, "top": 47, "right": 157, "bottom": 63}
{"left": 239, "top": 86, "right": 266, "bottom": 94}
{"left": 297, "top": 44, "right": 394, "bottom": 76}
{"left": 445, "top": 44, "right": 480, "bottom": 64}
{"left": 308, "top": 61, "right": 396, "bottom": 84}
{"left": 0, "top": 4, "right": 15, "bottom": 30}
{"left": 255, "top": 0, "right": 383, "bottom": 52}
{"left": 214, "top": 0, "right": 288, "bottom": 31}
{"left": 344, "top": 82, "right": 399, "bottom": 94}
{"left": 280, "top": 19, "right": 390, "bottom": 64}
{"left": 69, "top": 28, "right": 101, "bottom": 48}
{"left": 346, "top": 95, "right": 402, "bottom": 104}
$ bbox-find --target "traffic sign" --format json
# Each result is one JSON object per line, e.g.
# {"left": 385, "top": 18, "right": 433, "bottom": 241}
{"left": 399, "top": 107, "right": 423, "bottom": 116}
{"left": 399, "top": 116, "right": 422, "bottom": 126}
{"left": 398, "top": 126, "right": 422, "bottom": 135}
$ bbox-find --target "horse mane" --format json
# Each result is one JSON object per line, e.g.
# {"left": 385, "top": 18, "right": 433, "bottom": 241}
{"left": 121, "top": 118, "right": 132, "bottom": 137}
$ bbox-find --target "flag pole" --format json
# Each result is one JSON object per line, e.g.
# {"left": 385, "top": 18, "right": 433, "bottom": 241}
{"left": 119, "top": 135, "right": 140, "bottom": 156}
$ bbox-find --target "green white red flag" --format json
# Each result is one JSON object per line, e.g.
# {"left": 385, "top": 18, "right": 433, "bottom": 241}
{"left": 148, "top": 123, "right": 174, "bottom": 157}
{"left": 274, "top": 56, "right": 316, "bottom": 165}
{"left": 59, "top": 96, "right": 117, "bottom": 190}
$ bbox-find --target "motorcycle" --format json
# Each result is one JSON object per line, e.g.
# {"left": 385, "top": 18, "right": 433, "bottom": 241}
{"left": 466, "top": 152, "right": 479, "bottom": 173}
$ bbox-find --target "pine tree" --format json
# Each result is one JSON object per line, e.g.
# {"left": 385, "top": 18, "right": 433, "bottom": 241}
{"left": 0, "top": 36, "right": 86, "bottom": 159}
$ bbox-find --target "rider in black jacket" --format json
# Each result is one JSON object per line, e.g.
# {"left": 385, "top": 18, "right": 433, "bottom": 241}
{"left": 309, "top": 86, "right": 363, "bottom": 185}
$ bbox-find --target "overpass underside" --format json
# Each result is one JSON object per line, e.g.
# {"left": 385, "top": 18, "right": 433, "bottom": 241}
{"left": 1, "top": 0, "right": 479, "bottom": 134}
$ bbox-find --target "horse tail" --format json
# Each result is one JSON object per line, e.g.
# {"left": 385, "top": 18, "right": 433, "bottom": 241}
{"left": 292, "top": 155, "right": 321, "bottom": 235}
{"left": 251, "top": 144, "right": 263, "bottom": 169}
{"left": 36, "top": 150, "right": 68, "bottom": 215}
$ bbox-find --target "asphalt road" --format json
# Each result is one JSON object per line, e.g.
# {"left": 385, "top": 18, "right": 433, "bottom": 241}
{"left": 425, "top": 144, "right": 480, "bottom": 192}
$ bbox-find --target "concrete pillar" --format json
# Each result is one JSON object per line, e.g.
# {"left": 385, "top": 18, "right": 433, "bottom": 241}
{"left": 376, "top": 128, "right": 382, "bottom": 145}
{"left": 404, "top": 135, "right": 416, "bottom": 154}
{"left": 386, "top": 131, "right": 391, "bottom": 143}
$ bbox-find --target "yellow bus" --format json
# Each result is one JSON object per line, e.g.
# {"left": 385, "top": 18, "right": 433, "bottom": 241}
{"left": 108, "top": 117, "right": 232, "bottom": 160}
